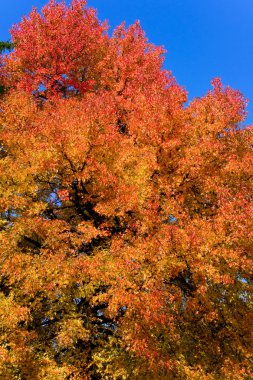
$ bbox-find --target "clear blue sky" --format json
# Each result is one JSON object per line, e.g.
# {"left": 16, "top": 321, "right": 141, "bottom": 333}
{"left": 1, "top": 0, "right": 253, "bottom": 124}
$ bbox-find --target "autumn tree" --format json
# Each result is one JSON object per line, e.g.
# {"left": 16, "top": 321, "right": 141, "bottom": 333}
{"left": 0, "top": 1, "right": 252, "bottom": 379}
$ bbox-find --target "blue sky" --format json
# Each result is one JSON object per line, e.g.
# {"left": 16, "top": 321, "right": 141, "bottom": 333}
{"left": 1, "top": 0, "right": 253, "bottom": 124}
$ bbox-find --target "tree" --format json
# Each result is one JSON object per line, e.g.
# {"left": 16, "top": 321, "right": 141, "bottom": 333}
{"left": 0, "top": 42, "right": 13, "bottom": 53}
{"left": 0, "top": 41, "right": 13, "bottom": 95}
{"left": 0, "top": 1, "right": 252, "bottom": 378}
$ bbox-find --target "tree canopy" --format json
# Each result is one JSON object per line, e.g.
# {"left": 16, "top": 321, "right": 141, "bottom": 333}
{"left": 0, "top": 1, "right": 252, "bottom": 379}
{"left": 0, "top": 41, "right": 13, "bottom": 95}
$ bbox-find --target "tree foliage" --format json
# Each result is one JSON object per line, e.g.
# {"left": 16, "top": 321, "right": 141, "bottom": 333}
{"left": 0, "top": 41, "right": 14, "bottom": 95}
{"left": 0, "top": 1, "right": 252, "bottom": 378}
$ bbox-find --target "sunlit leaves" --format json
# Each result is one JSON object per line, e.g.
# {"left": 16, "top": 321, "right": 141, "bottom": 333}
{"left": 0, "top": 1, "right": 253, "bottom": 379}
